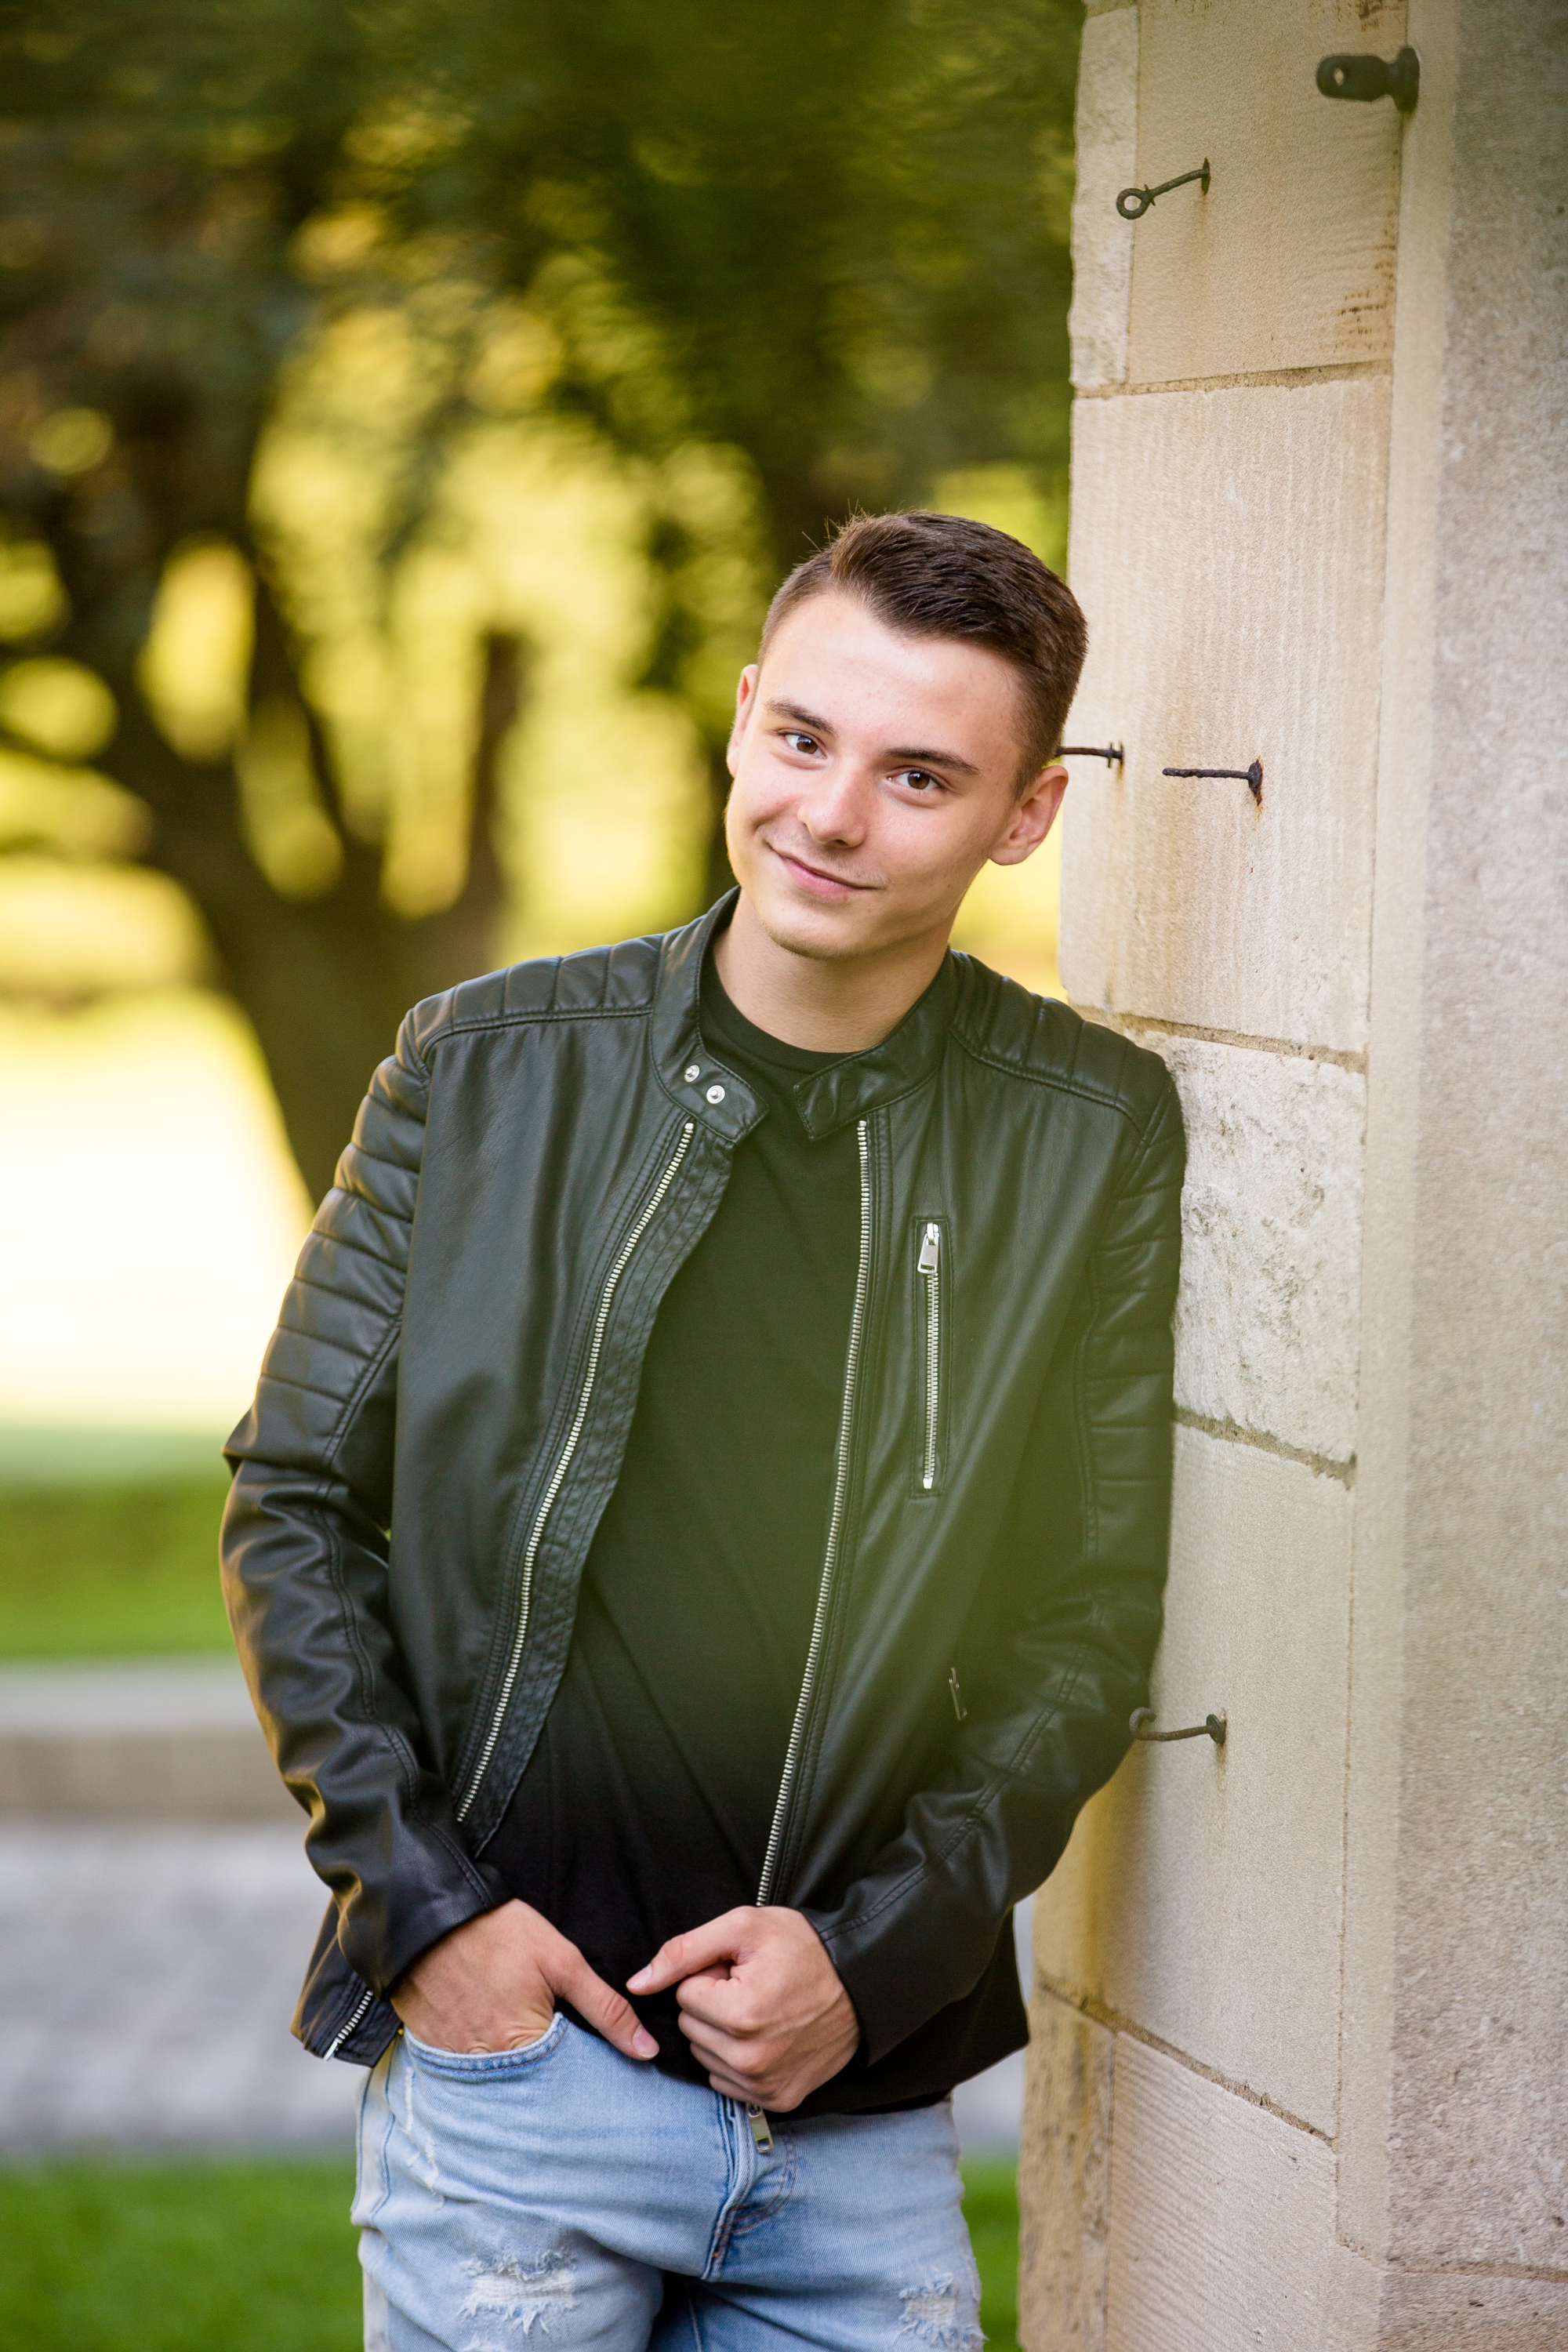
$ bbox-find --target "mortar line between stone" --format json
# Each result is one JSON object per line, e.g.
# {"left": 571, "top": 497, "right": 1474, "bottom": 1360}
{"left": 1072, "top": 1003, "right": 1368, "bottom": 1073}
{"left": 1075, "top": 359, "right": 1390, "bottom": 399}
{"left": 1173, "top": 1406, "right": 1356, "bottom": 1486}
{"left": 1033, "top": 1973, "right": 1333, "bottom": 2147}
{"left": 1377, "top": 2255, "right": 1568, "bottom": 2288}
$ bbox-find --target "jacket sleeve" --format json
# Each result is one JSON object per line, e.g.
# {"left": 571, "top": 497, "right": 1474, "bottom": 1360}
{"left": 220, "top": 1013, "right": 510, "bottom": 2000}
{"left": 804, "top": 1069, "right": 1185, "bottom": 2063}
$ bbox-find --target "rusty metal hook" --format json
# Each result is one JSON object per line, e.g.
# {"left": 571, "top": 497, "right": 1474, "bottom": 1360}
{"left": 1058, "top": 743, "right": 1124, "bottom": 768}
{"left": 1116, "top": 159, "right": 1210, "bottom": 220}
{"left": 1131, "top": 1707, "right": 1227, "bottom": 1748}
{"left": 1163, "top": 759, "right": 1263, "bottom": 804}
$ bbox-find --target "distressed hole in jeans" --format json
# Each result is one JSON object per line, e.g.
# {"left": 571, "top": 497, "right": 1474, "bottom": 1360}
{"left": 459, "top": 2248, "right": 579, "bottom": 2338}
{"left": 405, "top": 2088, "right": 445, "bottom": 2204}
{"left": 897, "top": 2273, "right": 982, "bottom": 2350}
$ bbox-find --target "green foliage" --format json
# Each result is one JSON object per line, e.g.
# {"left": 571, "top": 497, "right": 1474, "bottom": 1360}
{"left": 0, "top": 1476, "right": 231, "bottom": 1657}
{"left": 0, "top": 0, "right": 1080, "bottom": 1190}
{"left": 0, "top": 0, "right": 1078, "bottom": 715}
{"left": 390, "top": 0, "right": 1080, "bottom": 561}
{"left": 0, "top": 2156, "right": 1020, "bottom": 2350}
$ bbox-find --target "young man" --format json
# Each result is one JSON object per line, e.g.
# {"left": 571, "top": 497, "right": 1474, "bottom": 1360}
{"left": 223, "top": 511, "right": 1184, "bottom": 2352}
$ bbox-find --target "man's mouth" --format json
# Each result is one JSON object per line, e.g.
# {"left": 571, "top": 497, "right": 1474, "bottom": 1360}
{"left": 768, "top": 844, "right": 872, "bottom": 901}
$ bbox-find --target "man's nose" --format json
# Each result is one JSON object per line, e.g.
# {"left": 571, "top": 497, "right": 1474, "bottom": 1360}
{"left": 798, "top": 766, "right": 869, "bottom": 844}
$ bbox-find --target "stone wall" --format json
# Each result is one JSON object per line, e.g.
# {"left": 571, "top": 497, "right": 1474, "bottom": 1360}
{"left": 1018, "top": 3, "right": 1568, "bottom": 2345}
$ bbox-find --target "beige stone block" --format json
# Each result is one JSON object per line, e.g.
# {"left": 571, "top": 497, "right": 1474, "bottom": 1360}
{"left": 1373, "top": 2269, "right": 1568, "bottom": 2352}
{"left": 1060, "top": 377, "right": 1387, "bottom": 1051}
{"left": 1018, "top": 1989, "right": 1113, "bottom": 2351}
{"left": 1102, "top": 2039, "right": 1368, "bottom": 2350}
{"left": 1035, "top": 1426, "right": 1351, "bottom": 2132}
{"left": 1126, "top": 0, "right": 1405, "bottom": 385}
{"left": 1069, "top": 7, "right": 1139, "bottom": 390}
{"left": 1153, "top": 1033, "right": 1365, "bottom": 1464}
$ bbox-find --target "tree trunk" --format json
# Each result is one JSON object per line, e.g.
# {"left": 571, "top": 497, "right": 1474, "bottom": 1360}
{"left": 113, "top": 618, "right": 523, "bottom": 1207}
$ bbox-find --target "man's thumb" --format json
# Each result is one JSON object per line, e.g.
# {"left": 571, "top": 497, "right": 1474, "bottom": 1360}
{"left": 627, "top": 1911, "right": 748, "bottom": 1995}
{"left": 561, "top": 1953, "right": 659, "bottom": 2060}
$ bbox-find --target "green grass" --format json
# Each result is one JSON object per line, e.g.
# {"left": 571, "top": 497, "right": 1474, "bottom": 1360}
{"left": 0, "top": 2161, "right": 361, "bottom": 2352}
{"left": 0, "top": 1478, "right": 232, "bottom": 1657}
{"left": 964, "top": 2156, "right": 1021, "bottom": 2350}
{"left": 0, "top": 2157, "right": 1020, "bottom": 2350}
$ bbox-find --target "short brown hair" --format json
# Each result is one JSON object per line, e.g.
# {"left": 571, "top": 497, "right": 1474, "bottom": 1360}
{"left": 761, "top": 510, "right": 1087, "bottom": 789}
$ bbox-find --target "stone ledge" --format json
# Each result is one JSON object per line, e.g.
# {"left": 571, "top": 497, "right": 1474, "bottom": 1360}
{"left": 0, "top": 1659, "right": 296, "bottom": 1824}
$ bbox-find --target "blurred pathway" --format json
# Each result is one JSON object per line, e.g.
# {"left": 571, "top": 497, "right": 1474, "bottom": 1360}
{"left": 0, "top": 1824, "right": 357, "bottom": 2152}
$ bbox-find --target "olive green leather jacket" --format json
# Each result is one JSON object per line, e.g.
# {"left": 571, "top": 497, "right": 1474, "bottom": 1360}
{"left": 222, "top": 896, "right": 1184, "bottom": 2094}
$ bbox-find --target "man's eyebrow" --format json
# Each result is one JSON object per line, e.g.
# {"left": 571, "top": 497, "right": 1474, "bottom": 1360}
{"left": 887, "top": 742, "right": 980, "bottom": 777}
{"left": 765, "top": 699, "right": 837, "bottom": 735}
{"left": 764, "top": 699, "right": 980, "bottom": 776}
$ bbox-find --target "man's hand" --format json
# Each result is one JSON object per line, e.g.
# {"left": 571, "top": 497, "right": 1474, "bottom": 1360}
{"left": 628, "top": 1907, "right": 858, "bottom": 2111}
{"left": 392, "top": 1900, "right": 659, "bottom": 2061}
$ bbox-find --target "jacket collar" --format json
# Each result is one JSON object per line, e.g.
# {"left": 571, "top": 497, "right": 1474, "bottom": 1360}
{"left": 650, "top": 891, "right": 956, "bottom": 1144}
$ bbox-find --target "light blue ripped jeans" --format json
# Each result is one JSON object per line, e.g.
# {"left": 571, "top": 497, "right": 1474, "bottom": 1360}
{"left": 354, "top": 2013, "right": 984, "bottom": 2350}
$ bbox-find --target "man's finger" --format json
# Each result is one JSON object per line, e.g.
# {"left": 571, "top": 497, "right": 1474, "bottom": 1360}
{"left": 670, "top": 1968, "right": 760, "bottom": 2034}
{"left": 677, "top": 2012, "right": 784, "bottom": 2085}
{"left": 682, "top": 2030, "right": 764, "bottom": 2097}
{"left": 627, "top": 1908, "right": 752, "bottom": 1995}
{"left": 704, "top": 2066, "right": 770, "bottom": 2105}
{"left": 677, "top": 2012, "right": 753, "bottom": 2066}
{"left": 561, "top": 1952, "right": 658, "bottom": 2060}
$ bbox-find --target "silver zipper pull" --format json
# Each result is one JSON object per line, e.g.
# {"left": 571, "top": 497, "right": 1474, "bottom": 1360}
{"left": 949, "top": 1667, "right": 967, "bottom": 1722}
{"left": 746, "top": 2104, "right": 774, "bottom": 2152}
{"left": 918, "top": 1221, "right": 940, "bottom": 1274}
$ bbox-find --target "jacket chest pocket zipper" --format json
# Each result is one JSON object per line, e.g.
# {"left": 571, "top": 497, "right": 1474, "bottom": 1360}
{"left": 916, "top": 1217, "right": 948, "bottom": 1495}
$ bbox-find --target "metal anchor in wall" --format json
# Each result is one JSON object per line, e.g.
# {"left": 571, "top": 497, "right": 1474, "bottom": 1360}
{"left": 1056, "top": 746, "right": 1263, "bottom": 805}
{"left": 1057, "top": 742, "right": 1124, "bottom": 768}
{"left": 1316, "top": 46, "right": 1420, "bottom": 113}
{"left": 1131, "top": 1708, "right": 1227, "bottom": 1748}
{"left": 1116, "top": 158, "right": 1210, "bottom": 220}
{"left": 1163, "top": 759, "right": 1264, "bottom": 805}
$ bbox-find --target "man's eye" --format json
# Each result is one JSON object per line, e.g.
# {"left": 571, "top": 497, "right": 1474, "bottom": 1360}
{"left": 894, "top": 768, "right": 942, "bottom": 793}
{"left": 782, "top": 731, "right": 821, "bottom": 756}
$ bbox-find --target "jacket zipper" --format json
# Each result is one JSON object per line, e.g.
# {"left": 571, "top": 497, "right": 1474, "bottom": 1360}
{"left": 322, "top": 1982, "right": 376, "bottom": 2060}
{"left": 455, "top": 1121, "right": 696, "bottom": 1825}
{"left": 917, "top": 1220, "right": 941, "bottom": 1491}
{"left": 756, "top": 1117, "right": 872, "bottom": 1908}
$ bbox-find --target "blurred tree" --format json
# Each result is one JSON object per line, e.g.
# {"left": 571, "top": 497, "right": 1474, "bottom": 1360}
{"left": 0, "top": 2, "right": 525, "bottom": 1201}
{"left": 397, "top": 0, "right": 1080, "bottom": 897}
{"left": 0, "top": 0, "right": 1077, "bottom": 1200}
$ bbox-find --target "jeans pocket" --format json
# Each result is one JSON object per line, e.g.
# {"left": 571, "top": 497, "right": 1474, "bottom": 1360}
{"left": 401, "top": 2010, "right": 570, "bottom": 2080}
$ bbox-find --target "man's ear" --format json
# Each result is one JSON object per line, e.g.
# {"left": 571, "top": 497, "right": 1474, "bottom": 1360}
{"left": 989, "top": 763, "right": 1069, "bottom": 869}
{"left": 726, "top": 663, "right": 760, "bottom": 778}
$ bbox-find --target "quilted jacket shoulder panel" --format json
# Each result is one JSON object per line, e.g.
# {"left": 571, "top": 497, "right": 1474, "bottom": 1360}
{"left": 404, "top": 935, "right": 663, "bottom": 1058}
{"left": 947, "top": 956, "right": 1174, "bottom": 1140}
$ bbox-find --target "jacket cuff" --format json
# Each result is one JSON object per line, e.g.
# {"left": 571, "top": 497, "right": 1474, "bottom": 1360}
{"left": 343, "top": 1856, "right": 514, "bottom": 1998}
{"left": 803, "top": 1871, "right": 1007, "bottom": 2067}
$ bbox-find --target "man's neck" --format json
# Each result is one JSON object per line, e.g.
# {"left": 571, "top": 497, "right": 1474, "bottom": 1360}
{"left": 713, "top": 893, "right": 950, "bottom": 1054}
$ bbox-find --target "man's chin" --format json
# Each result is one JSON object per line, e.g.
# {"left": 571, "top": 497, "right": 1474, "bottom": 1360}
{"left": 744, "top": 880, "right": 881, "bottom": 965}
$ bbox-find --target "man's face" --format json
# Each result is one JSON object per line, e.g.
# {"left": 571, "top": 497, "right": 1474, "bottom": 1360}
{"left": 724, "top": 590, "right": 1066, "bottom": 967}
